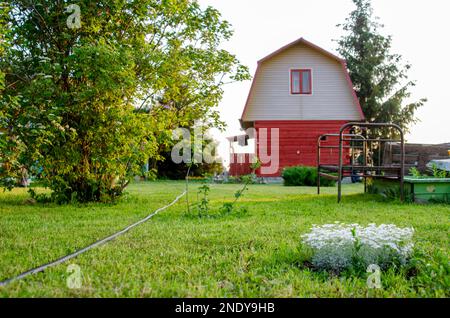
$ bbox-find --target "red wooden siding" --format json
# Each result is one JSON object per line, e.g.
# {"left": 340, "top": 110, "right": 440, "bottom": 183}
{"left": 255, "top": 120, "right": 351, "bottom": 177}
{"left": 229, "top": 154, "right": 254, "bottom": 176}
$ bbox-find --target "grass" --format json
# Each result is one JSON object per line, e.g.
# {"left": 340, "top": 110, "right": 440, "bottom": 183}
{"left": 0, "top": 181, "right": 448, "bottom": 297}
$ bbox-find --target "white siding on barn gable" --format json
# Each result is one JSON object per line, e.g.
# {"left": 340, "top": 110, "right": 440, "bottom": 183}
{"left": 243, "top": 43, "right": 361, "bottom": 121}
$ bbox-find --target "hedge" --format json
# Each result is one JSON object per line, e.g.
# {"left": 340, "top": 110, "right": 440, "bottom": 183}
{"left": 282, "top": 166, "right": 336, "bottom": 187}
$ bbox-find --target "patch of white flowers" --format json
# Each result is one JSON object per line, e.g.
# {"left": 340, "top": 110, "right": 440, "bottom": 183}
{"left": 301, "top": 223, "right": 415, "bottom": 272}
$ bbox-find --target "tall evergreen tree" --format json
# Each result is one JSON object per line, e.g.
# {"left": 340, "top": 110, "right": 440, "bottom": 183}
{"left": 337, "top": 0, "right": 426, "bottom": 138}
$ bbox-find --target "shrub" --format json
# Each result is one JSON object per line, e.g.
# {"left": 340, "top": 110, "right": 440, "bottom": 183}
{"left": 224, "top": 174, "right": 260, "bottom": 185}
{"left": 301, "top": 223, "right": 415, "bottom": 274}
{"left": 282, "top": 166, "right": 335, "bottom": 187}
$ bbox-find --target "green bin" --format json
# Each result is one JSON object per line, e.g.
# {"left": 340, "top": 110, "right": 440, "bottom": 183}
{"left": 368, "top": 177, "right": 450, "bottom": 203}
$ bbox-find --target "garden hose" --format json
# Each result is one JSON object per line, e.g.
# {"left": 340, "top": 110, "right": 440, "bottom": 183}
{"left": 0, "top": 191, "right": 187, "bottom": 287}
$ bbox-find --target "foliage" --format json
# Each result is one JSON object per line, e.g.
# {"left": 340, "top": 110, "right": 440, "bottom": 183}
{"left": 0, "top": 0, "right": 249, "bottom": 203}
{"left": 195, "top": 183, "right": 211, "bottom": 217}
{"left": 301, "top": 223, "right": 415, "bottom": 274}
{"left": 138, "top": 1, "right": 251, "bottom": 173}
{"left": 409, "top": 167, "right": 422, "bottom": 178}
{"left": 222, "top": 174, "right": 260, "bottom": 184}
{"left": 406, "top": 249, "right": 450, "bottom": 297}
{"left": 430, "top": 163, "right": 449, "bottom": 179}
{"left": 282, "top": 166, "right": 335, "bottom": 187}
{"left": 378, "top": 187, "right": 406, "bottom": 202}
{"left": 155, "top": 134, "right": 224, "bottom": 180}
{"left": 185, "top": 176, "right": 211, "bottom": 182}
{"left": 0, "top": 2, "right": 23, "bottom": 190}
{"left": 0, "top": 1, "right": 6, "bottom": 89}
{"left": 188, "top": 160, "right": 260, "bottom": 218}
{"left": 158, "top": 158, "right": 224, "bottom": 180}
{"left": 217, "top": 160, "right": 261, "bottom": 216}
{"left": 409, "top": 164, "right": 449, "bottom": 179}
{"left": 336, "top": 0, "right": 426, "bottom": 138}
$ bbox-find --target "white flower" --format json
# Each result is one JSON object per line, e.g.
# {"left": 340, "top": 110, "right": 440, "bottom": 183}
{"left": 301, "top": 223, "right": 415, "bottom": 272}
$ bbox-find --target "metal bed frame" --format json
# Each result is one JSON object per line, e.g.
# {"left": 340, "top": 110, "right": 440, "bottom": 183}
{"left": 317, "top": 123, "right": 405, "bottom": 203}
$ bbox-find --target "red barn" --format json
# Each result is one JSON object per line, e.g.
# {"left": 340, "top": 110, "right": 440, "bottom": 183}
{"left": 230, "top": 37, "right": 365, "bottom": 177}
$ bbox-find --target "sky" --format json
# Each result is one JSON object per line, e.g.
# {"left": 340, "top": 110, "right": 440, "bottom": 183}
{"left": 197, "top": 0, "right": 450, "bottom": 166}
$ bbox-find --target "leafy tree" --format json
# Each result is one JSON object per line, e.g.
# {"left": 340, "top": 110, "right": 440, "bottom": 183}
{"left": 0, "top": 2, "right": 24, "bottom": 189}
{"left": 336, "top": 0, "right": 426, "bottom": 138}
{"left": 0, "top": 0, "right": 249, "bottom": 202}
{"left": 0, "top": 2, "right": 6, "bottom": 89}
{"left": 138, "top": 3, "right": 250, "bottom": 171}
{"left": 155, "top": 133, "right": 224, "bottom": 180}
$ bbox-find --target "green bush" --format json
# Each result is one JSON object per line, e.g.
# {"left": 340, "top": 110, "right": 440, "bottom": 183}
{"left": 223, "top": 174, "right": 260, "bottom": 185}
{"left": 282, "top": 166, "right": 336, "bottom": 187}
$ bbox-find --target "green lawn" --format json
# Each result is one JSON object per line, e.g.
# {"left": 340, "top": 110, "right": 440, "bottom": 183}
{"left": 0, "top": 181, "right": 448, "bottom": 297}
